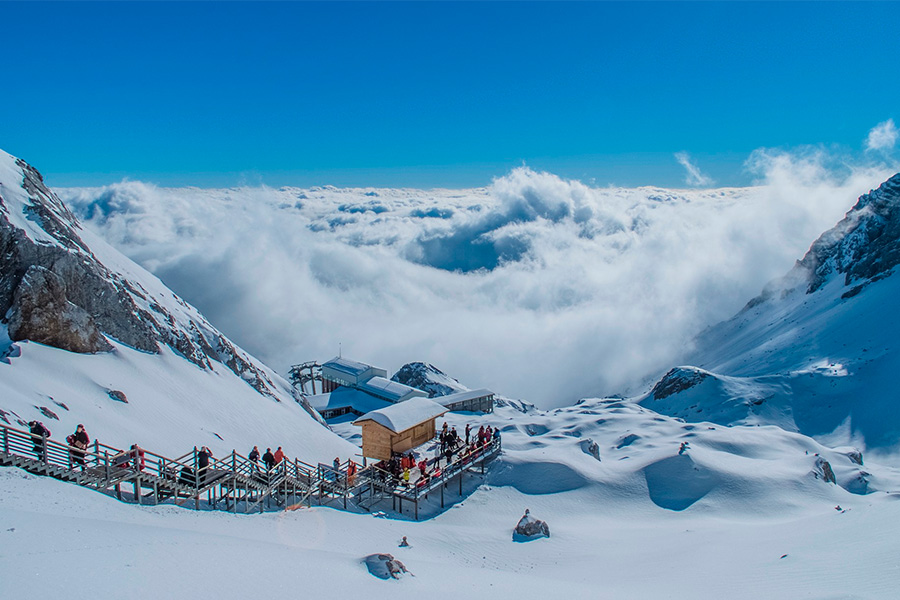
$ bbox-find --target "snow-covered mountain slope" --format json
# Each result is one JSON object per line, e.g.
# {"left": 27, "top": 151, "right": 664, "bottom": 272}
{"left": 641, "top": 174, "right": 900, "bottom": 450}
{"left": 0, "top": 149, "right": 354, "bottom": 462}
{"left": 5, "top": 395, "right": 900, "bottom": 599}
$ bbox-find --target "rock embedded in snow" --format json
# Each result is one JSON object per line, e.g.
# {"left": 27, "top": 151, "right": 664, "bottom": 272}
{"left": 363, "top": 553, "right": 411, "bottom": 580}
{"left": 107, "top": 390, "right": 128, "bottom": 404}
{"left": 513, "top": 509, "right": 550, "bottom": 540}
{"left": 581, "top": 438, "right": 601, "bottom": 461}
{"left": 814, "top": 457, "right": 837, "bottom": 484}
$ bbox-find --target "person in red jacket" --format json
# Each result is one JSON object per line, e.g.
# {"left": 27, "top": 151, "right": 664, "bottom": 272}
{"left": 273, "top": 446, "right": 285, "bottom": 465}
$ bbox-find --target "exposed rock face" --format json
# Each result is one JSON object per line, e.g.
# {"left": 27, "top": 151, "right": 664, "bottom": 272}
{"left": 800, "top": 173, "right": 900, "bottom": 294}
{"left": 814, "top": 456, "right": 837, "bottom": 484}
{"left": 0, "top": 150, "right": 282, "bottom": 398}
{"left": 391, "top": 362, "right": 468, "bottom": 398}
{"left": 649, "top": 367, "right": 711, "bottom": 400}
{"left": 741, "top": 173, "right": 900, "bottom": 308}
{"left": 7, "top": 265, "right": 112, "bottom": 353}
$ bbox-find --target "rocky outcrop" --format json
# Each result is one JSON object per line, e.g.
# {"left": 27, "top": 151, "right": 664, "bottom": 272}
{"left": 814, "top": 456, "right": 837, "bottom": 484}
{"left": 0, "top": 150, "right": 284, "bottom": 398}
{"left": 391, "top": 362, "right": 468, "bottom": 397}
{"left": 513, "top": 509, "right": 550, "bottom": 540}
{"left": 7, "top": 265, "right": 112, "bottom": 353}
{"left": 739, "top": 173, "right": 900, "bottom": 307}
{"left": 649, "top": 367, "right": 711, "bottom": 400}
{"left": 800, "top": 173, "right": 900, "bottom": 294}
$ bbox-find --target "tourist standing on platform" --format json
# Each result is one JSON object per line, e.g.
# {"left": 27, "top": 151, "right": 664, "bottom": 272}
{"left": 29, "top": 420, "right": 51, "bottom": 458}
{"left": 274, "top": 446, "right": 285, "bottom": 465}
{"left": 68, "top": 424, "right": 90, "bottom": 469}
{"left": 197, "top": 445, "right": 212, "bottom": 483}
{"left": 130, "top": 444, "right": 146, "bottom": 471}
{"left": 262, "top": 448, "right": 275, "bottom": 471}
{"left": 249, "top": 445, "right": 260, "bottom": 463}
{"left": 465, "top": 424, "right": 471, "bottom": 445}
{"left": 347, "top": 460, "right": 357, "bottom": 486}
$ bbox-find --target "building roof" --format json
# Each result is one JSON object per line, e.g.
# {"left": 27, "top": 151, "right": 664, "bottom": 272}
{"left": 322, "top": 356, "right": 376, "bottom": 377}
{"left": 359, "top": 376, "right": 427, "bottom": 402}
{"left": 436, "top": 388, "right": 494, "bottom": 406}
{"left": 306, "top": 388, "right": 391, "bottom": 415}
{"left": 353, "top": 397, "right": 448, "bottom": 433}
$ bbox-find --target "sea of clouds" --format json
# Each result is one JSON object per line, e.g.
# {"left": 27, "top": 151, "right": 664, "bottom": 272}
{"left": 60, "top": 126, "right": 899, "bottom": 408}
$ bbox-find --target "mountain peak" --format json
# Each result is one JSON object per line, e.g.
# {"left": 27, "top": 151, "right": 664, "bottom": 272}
{"left": 799, "top": 172, "right": 900, "bottom": 295}
{"left": 0, "top": 149, "right": 284, "bottom": 399}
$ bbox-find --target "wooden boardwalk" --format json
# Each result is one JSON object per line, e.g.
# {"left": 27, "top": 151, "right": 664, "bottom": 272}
{"left": 0, "top": 421, "right": 500, "bottom": 519}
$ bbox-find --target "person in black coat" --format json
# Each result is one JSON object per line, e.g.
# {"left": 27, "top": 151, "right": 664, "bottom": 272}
{"left": 197, "top": 446, "right": 212, "bottom": 484}
{"left": 29, "top": 421, "right": 51, "bottom": 458}
{"left": 262, "top": 448, "right": 275, "bottom": 471}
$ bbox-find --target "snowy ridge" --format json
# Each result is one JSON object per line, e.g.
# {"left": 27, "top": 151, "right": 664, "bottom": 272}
{"left": 0, "top": 149, "right": 287, "bottom": 399}
{"left": 641, "top": 173, "right": 900, "bottom": 450}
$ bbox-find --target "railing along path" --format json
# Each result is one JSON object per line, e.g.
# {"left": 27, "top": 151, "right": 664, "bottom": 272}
{"left": 0, "top": 421, "right": 500, "bottom": 519}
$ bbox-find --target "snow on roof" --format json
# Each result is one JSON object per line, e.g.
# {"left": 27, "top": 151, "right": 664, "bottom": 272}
{"left": 353, "top": 397, "right": 448, "bottom": 433}
{"left": 322, "top": 356, "right": 375, "bottom": 377}
{"left": 436, "top": 388, "right": 494, "bottom": 406}
{"left": 359, "top": 376, "right": 426, "bottom": 402}
{"left": 305, "top": 388, "right": 391, "bottom": 415}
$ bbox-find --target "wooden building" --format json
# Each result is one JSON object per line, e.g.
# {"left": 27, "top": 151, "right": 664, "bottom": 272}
{"left": 353, "top": 397, "right": 448, "bottom": 461}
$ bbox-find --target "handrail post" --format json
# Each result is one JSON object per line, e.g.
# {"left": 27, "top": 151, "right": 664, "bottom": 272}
{"left": 3, "top": 426, "right": 8, "bottom": 455}
{"left": 41, "top": 432, "right": 48, "bottom": 465}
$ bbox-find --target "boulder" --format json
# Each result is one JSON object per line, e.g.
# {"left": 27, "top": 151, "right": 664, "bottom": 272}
{"left": 513, "top": 509, "right": 550, "bottom": 540}
{"left": 7, "top": 265, "right": 112, "bottom": 353}
{"left": 363, "top": 553, "right": 411, "bottom": 580}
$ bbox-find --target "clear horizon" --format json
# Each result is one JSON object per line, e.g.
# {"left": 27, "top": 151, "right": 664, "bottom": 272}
{"left": 2, "top": 2, "right": 898, "bottom": 190}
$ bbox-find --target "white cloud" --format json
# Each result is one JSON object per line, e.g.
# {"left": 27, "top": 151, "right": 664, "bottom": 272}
{"left": 866, "top": 119, "right": 898, "bottom": 153}
{"left": 675, "top": 152, "right": 714, "bottom": 187}
{"left": 59, "top": 150, "right": 895, "bottom": 409}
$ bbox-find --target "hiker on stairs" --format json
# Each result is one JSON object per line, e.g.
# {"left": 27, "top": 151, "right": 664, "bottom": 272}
{"left": 67, "top": 424, "right": 90, "bottom": 469}
{"left": 29, "top": 421, "right": 51, "bottom": 459}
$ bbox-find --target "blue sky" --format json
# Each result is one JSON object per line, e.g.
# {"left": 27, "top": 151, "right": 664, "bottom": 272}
{"left": 1, "top": 1, "right": 898, "bottom": 189}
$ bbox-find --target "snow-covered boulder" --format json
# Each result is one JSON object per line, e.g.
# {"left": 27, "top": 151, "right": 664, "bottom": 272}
{"left": 363, "top": 553, "right": 411, "bottom": 580}
{"left": 513, "top": 509, "right": 550, "bottom": 540}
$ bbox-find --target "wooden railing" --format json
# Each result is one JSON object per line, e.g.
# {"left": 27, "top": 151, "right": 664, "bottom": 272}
{"left": 0, "top": 420, "right": 501, "bottom": 518}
